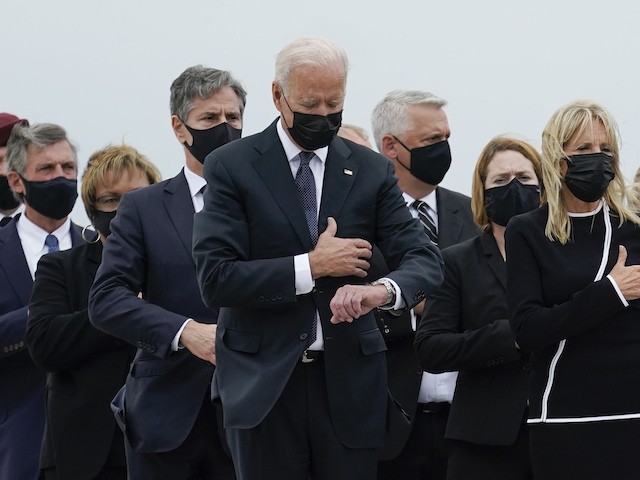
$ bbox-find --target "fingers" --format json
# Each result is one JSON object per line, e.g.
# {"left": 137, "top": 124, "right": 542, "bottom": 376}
{"left": 616, "top": 245, "right": 628, "bottom": 267}
{"left": 329, "top": 286, "right": 365, "bottom": 323}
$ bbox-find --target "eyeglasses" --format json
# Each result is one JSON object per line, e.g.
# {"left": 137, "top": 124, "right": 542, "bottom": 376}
{"left": 94, "top": 195, "right": 121, "bottom": 211}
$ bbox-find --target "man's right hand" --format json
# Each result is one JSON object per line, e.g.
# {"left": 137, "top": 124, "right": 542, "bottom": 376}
{"left": 309, "top": 217, "right": 372, "bottom": 279}
{"left": 180, "top": 321, "right": 217, "bottom": 365}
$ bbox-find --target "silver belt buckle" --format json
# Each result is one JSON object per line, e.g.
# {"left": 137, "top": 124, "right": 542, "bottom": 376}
{"left": 301, "top": 350, "right": 314, "bottom": 363}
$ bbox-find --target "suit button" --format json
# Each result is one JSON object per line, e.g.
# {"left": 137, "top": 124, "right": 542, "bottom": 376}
{"left": 299, "top": 333, "right": 308, "bottom": 341}
{"left": 259, "top": 296, "right": 265, "bottom": 302}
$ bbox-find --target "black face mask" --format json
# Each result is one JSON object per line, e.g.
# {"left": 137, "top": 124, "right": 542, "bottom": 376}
{"left": 0, "top": 175, "right": 20, "bottom": 210}
{"left": 484, "top": 178, "right": 540, "bottom": 227}
{"left": 282, "top": 94, "right": 342, "bottom": 151}
{"left": 21, "top": 176, "right": 78, "bottom": 220}
{"left": 183, "top": 122, "right": 242, "bottom": 164}
{"left": 564, "top": 152, "right": 615, "bottom": 202}
{"left": 91, "top": 209, "right": 117, "bottom": 238}
{"left": 394, "top": 137, "right": 452, "bottom": 185}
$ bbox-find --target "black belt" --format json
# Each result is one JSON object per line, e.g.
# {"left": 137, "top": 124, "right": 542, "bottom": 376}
{"left": 417, "top": 402, "right": 450, "bottom": 414}
{"left": 300, "top": 350, "right": 323, "bottom": 364}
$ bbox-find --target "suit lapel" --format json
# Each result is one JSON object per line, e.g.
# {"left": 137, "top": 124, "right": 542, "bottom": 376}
{"left": 252, "top": 122, "right": 314, "bottom": 250}
{"left": 481, "top": 233, "right": 506, "bottom": 291}
{"left": 317, "top": 138, "right": 357, "bottom": 233}
{"left": 0, "top": 222, "right": 32, "bottom": 304}
{"left": 163, "top": 171, "right": 196, "bottom": 260}
{"left": 436, "top": 188, "right": 464, "bottom": 248}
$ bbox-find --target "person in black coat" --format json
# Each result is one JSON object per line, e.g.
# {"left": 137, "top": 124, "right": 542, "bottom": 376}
{"left": 27, "top": 144, "right": 161, "bottom": 480}
{"left": 415, "top": 136, "right": 544, "bottom": 479}
{"left": 506, "top": 100, "right": 640, "bottom": 479}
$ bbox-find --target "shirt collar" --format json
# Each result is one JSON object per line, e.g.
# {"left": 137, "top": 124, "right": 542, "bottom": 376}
{"left": 183, "top": 164, "right": 207, "bottom": 198}
{"left": 276, "top": 117, "right": 328, "bottom": 165}
{"left": 17, "top": 213, "right": 71, "bottom": 257}
{"left": 403, "top": 189, "right": 438, "bottom": 214}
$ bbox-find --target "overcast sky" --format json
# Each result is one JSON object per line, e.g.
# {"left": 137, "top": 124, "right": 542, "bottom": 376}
{"left": 4, "top": 0, "right": 640, "bottom": 224}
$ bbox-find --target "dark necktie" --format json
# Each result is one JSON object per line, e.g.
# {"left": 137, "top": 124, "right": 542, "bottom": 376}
{"left": 295, "top": 151, "right": 318, "bottom": 346}
{"left": 412, "top": 200, "right": 438, "bottom": 246}
{"left": 295, "top": 151, "right": 318, "bottom": 245}
{"left": 45, "top": 234, "right": 59, "bottom": 253}
{"left": 0, "top": 217, "right": 11, "bottom": 227}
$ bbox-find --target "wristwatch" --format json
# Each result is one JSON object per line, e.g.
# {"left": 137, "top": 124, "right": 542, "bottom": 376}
{"left": 371, "top": 279, "right": 396, "bottom": 309}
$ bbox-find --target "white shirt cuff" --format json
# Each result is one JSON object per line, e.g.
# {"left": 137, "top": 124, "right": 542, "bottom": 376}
{"left": 171, "top": 318, "right": 192, "bottom": 351}
{"left": 294, "top": 253, "right": 314, "bottom": 295}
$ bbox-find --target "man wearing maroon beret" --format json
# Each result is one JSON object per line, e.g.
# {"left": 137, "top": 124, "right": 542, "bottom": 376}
{"left": 0, "top": 113, "right": 28, "bottom": 226}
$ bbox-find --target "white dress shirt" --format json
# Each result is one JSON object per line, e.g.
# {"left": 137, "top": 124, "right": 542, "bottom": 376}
{"left": 16, "top": 213, "right": 72, "bottom": 279}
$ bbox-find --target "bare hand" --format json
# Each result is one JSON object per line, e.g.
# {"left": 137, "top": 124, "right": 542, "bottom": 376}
{"left": 329, "top": 284, "right": 389, "bottom": 323}
{"left": 179, "top": 321, "right": 217, "bottom": 364}
{"left": 609, "top": 245, "right": 640, "bottom": 301}
{"left": 309, "top": 217, "right": 372, "bottom": 279}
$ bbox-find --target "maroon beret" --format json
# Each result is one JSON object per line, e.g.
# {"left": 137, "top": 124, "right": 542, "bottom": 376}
{"left": 0, "top": 113, "right": 29, "bottom": 147}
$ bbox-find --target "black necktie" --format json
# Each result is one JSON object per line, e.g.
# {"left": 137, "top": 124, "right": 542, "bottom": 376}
{"left": 412, "top": 200, "right": 438, "bottom": 246}
{"left": 0, "top": 217, "right": 11, "bottom": 227}
{"left": 45, "top": 234, "right": 59, "bottom": 253}
{"left": 295, "top": 151, "right": 318, "bottom": 346}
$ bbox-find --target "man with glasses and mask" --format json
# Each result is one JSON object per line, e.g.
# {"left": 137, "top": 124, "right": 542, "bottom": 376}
{"left": 192, "top": 37, "right": 443, "bottom": 480}
{"left": 0, "top": 122, "right": 82, "bottom": 480}
{"left": 89, "top": 65, "right": 245, "bottom": 480}
{"left": 371, "top": 90, "right": 480, "bottom": 479}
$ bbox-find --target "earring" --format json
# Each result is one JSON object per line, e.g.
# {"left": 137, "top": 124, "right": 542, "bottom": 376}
{"left": 81, "top": 224, "right": 100, "bottom": 244}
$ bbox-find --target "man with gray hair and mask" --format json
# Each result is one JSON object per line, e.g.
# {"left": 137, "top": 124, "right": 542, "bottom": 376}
{"left": 0, "top": 122, "right": 82, "bottom": 480}
{"left": 90, "top": 65, "right": 245, "bottom": 480}
{"left": 193, "top": 38, "right": 443, "bottom": 480}
{"left": 371, "top": 90, "right": 479, "bottom": 480}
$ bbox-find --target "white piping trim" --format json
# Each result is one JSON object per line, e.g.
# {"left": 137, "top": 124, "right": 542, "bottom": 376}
{"left": 529, "top": 412, "right": 640, "bottom": 424}
{"left": 538, "top": 203, "right": 612, "bottom": 423}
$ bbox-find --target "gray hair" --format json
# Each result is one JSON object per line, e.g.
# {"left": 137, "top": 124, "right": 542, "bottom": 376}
{"left": 274, "top": 37, "right": 349, "bottom": 94}
{"left": 7, "top": 123, "right": 77, "bottom": 176}
{"left": 170, "top": 65, "right": 247, "bottom": 121}
{"left": 371, "top": 90, "right": 447, "bottom": 151}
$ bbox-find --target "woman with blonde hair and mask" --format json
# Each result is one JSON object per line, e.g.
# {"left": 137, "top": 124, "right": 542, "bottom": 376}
{"left": 26, "top": 144, "right": 161, "bottom": 480}
{"left": 506, "top": 100, "right": 640, "bottom": 479}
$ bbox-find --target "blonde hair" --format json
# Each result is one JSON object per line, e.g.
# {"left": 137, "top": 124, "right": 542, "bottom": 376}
{"left": 81, "top": 144, "right": 161, "bottom": 218}
{"left": 541, "top": 99, "right": 639, "bottom": 244}
{"left": 471, "top": 136, "right": 543, "bottom": 233}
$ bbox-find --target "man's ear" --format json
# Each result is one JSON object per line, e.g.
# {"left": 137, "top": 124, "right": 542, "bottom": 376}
{"left": 381, "top": 134, "right": 398, "bottom": 160}
{"left": 171, "top": 115, "right": 188, "bottom": 144}
{"left": 272, "top": 82, "right": 284, "bottom": 113}
{"left": 7, "top": 171, "right": 25, "bottom": 196}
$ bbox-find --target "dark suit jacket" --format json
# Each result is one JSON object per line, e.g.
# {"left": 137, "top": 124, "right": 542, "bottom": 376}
{"left": 192, "top": 120, "right": 444, "bottom": 449}
{"left": 0, "top": 216, "right": 82, "bottom": 480}
{"left": 89, "top": 171, "right": 217, "bottom": 453}
{"left": 414, "top": 233, "right": 529, "bottom": 445}
{"left": 375, "top": 185, "right": 480, "bottom": 459}
{"left": 27, "top": 240, "right": 134, "bottom": 478}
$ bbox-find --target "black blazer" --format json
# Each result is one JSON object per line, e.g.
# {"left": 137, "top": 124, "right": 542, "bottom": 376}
{"left": 374, "top": 186, "right": 479, "bottom": 459}
{"left": 0, "top": 217, "right": 82, "bottom": 480}
{"left": 89, "top": 171, "right": 217, "bottom": 453}
{"left": 27, "top": 240, "right": 134, "bottom": 478}
{"left": 415, "top": 233, "right": 529, "bottom": 445}
{"left": 192, "top": 120, "right": 444, "bottom": 449}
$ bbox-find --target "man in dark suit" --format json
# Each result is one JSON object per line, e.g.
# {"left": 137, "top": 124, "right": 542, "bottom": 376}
{"left": 0, "top": 122, "right": 82, "bottom": 480}
{"left": 371, "top": 90, "right": 480, "bottom": 479}
{"left": 89, "top": 66, "right": 246, "bottom": 480}
{"left": 192, "top": 37, "right": 444, "bottom": 480}
{"left": 0, "top": 113, "right": 28, "bottom": 225}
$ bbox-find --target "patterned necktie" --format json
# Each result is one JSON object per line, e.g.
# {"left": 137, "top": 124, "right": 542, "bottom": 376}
{"left": 44, "top": 234, "right": 59, "bottom": 253}
{"left": 294, "top": 151, "right": 318, "bottom": 346}
{"left": 295, "top": 151, "right": 318, "bottom": 245}
{"left": 412, "top": 200, "right": 438, "bottom": 246}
